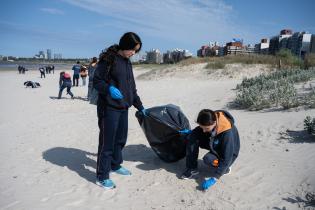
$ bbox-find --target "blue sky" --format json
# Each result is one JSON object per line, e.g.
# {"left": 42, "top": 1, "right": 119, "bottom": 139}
{"left": 0, "top": 0, "right": 314, "bottom": 58}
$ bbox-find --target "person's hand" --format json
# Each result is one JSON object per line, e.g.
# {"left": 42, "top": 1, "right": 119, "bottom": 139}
{"left": 141, "top": 108, "right": 148, "bottom": 116}
{"left": 202, "top": 177, "right": 217, "bottom": 190}
{"left": 178, "top": 129, "right": 192, "bottom": 135}
{"left": 109, "top": 85, "right": 123, "bottom": 99}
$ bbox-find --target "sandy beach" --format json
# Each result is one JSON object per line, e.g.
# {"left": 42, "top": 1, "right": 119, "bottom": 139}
{"left": 0, "top": 64, "right": 314, "bottom": 210}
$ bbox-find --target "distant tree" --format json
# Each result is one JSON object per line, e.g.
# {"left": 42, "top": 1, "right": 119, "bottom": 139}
{"left": 276, "top": 49, "right": 303, "bottom": 68}
{"left": 304, "top": 53, "right": 315, "bottom": 70}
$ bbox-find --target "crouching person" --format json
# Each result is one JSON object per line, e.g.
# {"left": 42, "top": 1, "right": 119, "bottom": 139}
{"left": 179, "top": 109, "right": 240, "bottom": 191}
{"left": 58, "top": 71, "right": 74, "bottom": 99}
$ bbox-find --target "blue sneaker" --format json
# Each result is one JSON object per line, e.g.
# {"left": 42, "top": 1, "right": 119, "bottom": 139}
{"left": 96, "top": 179, "right": 116, "bottom": 189}
{"left": 114, "top": 166, "right": 131, "bottom": 175}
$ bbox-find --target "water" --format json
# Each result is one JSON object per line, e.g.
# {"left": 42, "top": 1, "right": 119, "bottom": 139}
{"left": 0, "top": 63, "right": 73, "bottom": 71}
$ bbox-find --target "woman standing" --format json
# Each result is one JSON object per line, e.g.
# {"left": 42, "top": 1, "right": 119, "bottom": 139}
{"left": 80, "top": 66, "right": 88, "bottom": 86}
{"left": 93, "top": 32, "right": 146, "bottom": 189}
{"left": 87, "top": 57, "right": 98, "bottom": 99}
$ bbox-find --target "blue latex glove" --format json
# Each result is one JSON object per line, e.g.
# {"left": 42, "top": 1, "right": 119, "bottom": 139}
{"left": 141, "top": 108, "right": 148, "bottom": 116}
{"left": 178, "top": 129, "right": 192, "bottom": 134}
{"left": 109, "top": 85, "right": 123, "bottom": 99}
{"left": 202, "top": 177, "right": 217, "bottom": 190}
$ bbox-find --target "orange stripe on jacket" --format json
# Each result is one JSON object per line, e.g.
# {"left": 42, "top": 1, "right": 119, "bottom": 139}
{"left": 215, "top": 112, "right": 232, "bottom": 135}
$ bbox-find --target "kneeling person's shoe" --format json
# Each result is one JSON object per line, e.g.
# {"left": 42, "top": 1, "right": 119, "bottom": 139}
{"left": 96, "top": 179, "right": 116, "bottom": 189}
{"left": 181, "top": 168, "right": 199, "bottom": 179}
{"left": 114, "top": 166, "right": 131, "bottom": 175}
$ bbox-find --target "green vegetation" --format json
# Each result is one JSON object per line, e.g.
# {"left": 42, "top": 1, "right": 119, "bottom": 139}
{"left": 304, "top": 116, "right": 315, "bottom": 136}
{"left": 180, "top": 51, "right": 315, "bottom": 70}
{"left": 205, "top": 61, "right": 226, "bottom": 69}
{"left": 234, "top": 69, "right": 315, "bottom": 110}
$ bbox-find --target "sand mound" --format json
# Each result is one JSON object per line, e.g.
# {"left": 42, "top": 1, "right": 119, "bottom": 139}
{"left": 136, "top": 63, "right": 272, "bottom": 81}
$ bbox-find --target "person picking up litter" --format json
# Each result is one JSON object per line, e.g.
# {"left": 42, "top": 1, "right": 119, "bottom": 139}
{"left": 179, "top": 109, "right": 240, "bottom": 191}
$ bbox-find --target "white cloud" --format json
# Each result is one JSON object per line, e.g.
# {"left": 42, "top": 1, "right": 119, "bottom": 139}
{"left": 40, "top": 8, "right": 65, "bottom": 15}
{"left": 62, "top": 0, "right": 252, "bottom": 49}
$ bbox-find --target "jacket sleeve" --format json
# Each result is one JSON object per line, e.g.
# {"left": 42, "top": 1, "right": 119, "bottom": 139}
{"left": 93, "top": 61, "right": 110, "bottom": 95}
{"left": 130, "top": 65, "right": 144, "bottom": 111}
{"left": 214, "top": 131, "right": 234, "bottom": 179}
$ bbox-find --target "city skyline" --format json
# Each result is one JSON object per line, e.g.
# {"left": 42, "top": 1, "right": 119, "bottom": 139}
{"left": 1, "top": 0, "right": 314, "bottom": 58}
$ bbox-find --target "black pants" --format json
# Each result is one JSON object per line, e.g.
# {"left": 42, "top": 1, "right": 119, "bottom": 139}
{"left": 40, "top": 72, "right": 45, "bottom": 78}
{"left": 97, "top": 106, "right": 128, "bottom": 180}
{"left": 73, "top": 74, "right": 79, "bottom": 86}
{"left": 186, "top": 127, "right": 213, "bottom": 169}
{"left": 58, "top": 83, "right": 73, "bottom": 98}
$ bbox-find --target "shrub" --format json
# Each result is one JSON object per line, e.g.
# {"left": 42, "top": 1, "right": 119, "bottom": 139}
{"left": 235, "top": 69, "right": 315, "bottom": 110}
{"left": 304, "top": 53, "right": 315, "bottom": 69}
{"left": 205, "top": 61, "right": 225, "bottom": 69}
{"left": 304, "top": 116, "right": 315, "bottom": 135}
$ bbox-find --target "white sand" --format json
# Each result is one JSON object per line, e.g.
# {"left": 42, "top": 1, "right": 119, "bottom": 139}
{"left": 0, "top": 65, "right": 314, "bottom": 210}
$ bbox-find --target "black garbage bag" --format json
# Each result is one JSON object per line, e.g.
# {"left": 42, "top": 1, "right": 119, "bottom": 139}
{"left": 136, "top": 104, "right": 191, "bottom": 162}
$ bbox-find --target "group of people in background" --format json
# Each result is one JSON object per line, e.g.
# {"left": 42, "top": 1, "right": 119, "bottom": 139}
{"left": 71, "top": 61, "right": 89, "bottom": 87}
{"left": 38, "top": 65, "right": 55, "bottom": 78}
{"left": 57, "top": 57, "right": 98, "bottom": 99}
{"left": 18, "top": 65, "right": 28, "bottom": 74}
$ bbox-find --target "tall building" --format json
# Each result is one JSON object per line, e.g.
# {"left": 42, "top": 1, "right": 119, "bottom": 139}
{"left": 299, "top": 33, "right": 312, "bottom": 58}
{"left": 279, "top": 29, "right": 292, "bottom": 50}
{"left": 146, "top": 49, "right": 163, "bottom": 64}
{"left": 54, "top": 53, "right": 62, "bottom": 59}
{"left": 39, "top": 51, "right": 45, "bottom": 59}
{"left": 255, "top": 38, "right": 269, "bottom": 54}
{"left": 288, "top": 32, "right": 302, "bottom": 56}
{"left": 47, "top": 49, "right": 52, "bottom": 60}
{"left": 163, "top": 49, "right": 192, "bottom": 63}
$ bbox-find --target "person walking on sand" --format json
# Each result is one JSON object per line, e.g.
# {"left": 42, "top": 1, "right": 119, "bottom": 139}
{"left": 93, "top": 32, "right": 147, "bottom": 189}
{"left": 179, "top": 109, "right": 240, "bottom": 191}
{"left": 80, "top": 65, "right": 88, "bottom": 86}
{"left": 87, "top": 57, "right": 98, "bottom": 99}
{"left": 72, "top": 61, "right": 81, "bottom": 87}
{"left": 58, "top": 71, "right": 74, "bottom": 99}
{"left": 39, "top": 67, "right": 45, "bottom": 78}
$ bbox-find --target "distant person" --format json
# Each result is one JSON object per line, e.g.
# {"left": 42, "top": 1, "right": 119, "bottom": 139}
{"left": 179, "top": 109, "right": 240, "bottom": 191}
{"left": 80, "top": 66, "right": 88, "bottom": 86}
{"left": 51, "top": 65, "right": 55, "bottom": 74}
{"left": 21, "top": 66, "right": 26, "bottom": 74}
{"left": 45, "top": 66, "right": 49, "bottom": 74}
{"left": 93, "top": 32, "right": 147, "bottom": 189}
{"left": 72, "top": 61, "right": 81, "bottom": 87}
{"left": 58, "top": 71, "right": 74, "bottom": 99}
{"left": 87, "top": 57, "right": 98, "bottom": 99}
{"left": 18, "top": 65, "right": 22, "bottom": 74}
{"left": 39, "top": 67, "right": 45, "bottom": 78}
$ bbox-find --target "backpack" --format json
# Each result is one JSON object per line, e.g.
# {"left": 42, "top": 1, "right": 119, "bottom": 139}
{"left": 89, "top": 63, "right": 112, "bottom": 105}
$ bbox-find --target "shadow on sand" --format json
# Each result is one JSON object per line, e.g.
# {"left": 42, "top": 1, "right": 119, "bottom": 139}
{"left": 42, "top": 147, "right": 96, "bottom": 183}
{"left": 43, "top": 145, "right": 216, "bottom": 190}
{"left": 123, "top": 144, "right": 216, "bottom": 191}
{"left": 49, "top": 96, "right": 88, "bottom": 101}
{"left": 273, "top": 192, "right": 315, "bottom": 209}
{"left": 279, "top": 129, "right": 315, "bottom": 143}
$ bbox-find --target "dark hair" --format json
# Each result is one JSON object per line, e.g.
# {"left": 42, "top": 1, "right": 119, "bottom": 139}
{"left": 197, "top": 109, "right": 216, "bottom": 126}
{"left": 99, "top": 32, "right": 142, "bottom": 65}
{"left": 99, "top": 44, "right": 120, "bottom": 65}
{"left": 119, "top": 32, "right": 142, "bottom": 53}
{"left": 90, "top": 57, "right": 97, "bottom": 65}
{"left": 76, "top": 61, "right": 80, "bottom": 64}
